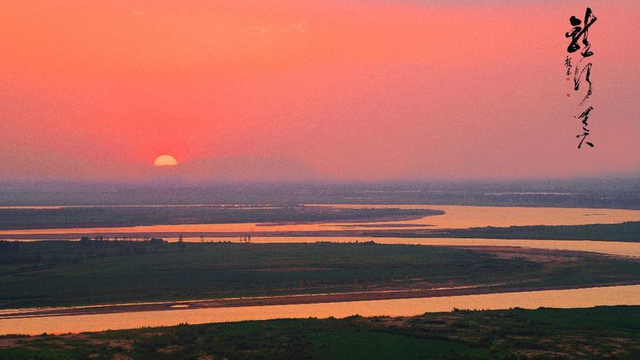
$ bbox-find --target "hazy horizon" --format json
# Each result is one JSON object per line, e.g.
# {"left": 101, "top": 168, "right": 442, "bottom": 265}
{"left": 2, "top": 0, "right": 639, "bottom": 182}
{"left": 1, "top": 177, "right": 639, "bottom": 209}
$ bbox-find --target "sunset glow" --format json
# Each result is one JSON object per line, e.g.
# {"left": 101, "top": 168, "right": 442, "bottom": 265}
{"left": 154, "top": 155, "right": 178, "bottom": 167}
{"left": 0, "top": 0, "right": 638, "bottom": 183}
{"left": 2, "top": 2, "right": 640, "bottom": 354}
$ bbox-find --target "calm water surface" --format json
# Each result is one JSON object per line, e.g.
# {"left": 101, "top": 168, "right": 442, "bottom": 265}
{"left": 1, "top": 285, "right": 639, "bottom": 335}
{"left": 2, "top": 205, "right": 639, "bottom": 335}
{"left": 2, "top": 205, "right": 640, "bottom": 237}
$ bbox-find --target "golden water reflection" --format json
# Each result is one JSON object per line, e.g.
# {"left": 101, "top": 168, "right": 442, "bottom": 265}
{"left": 2, "top": 205, "right": 640, "bottom": 237}
{"left": 2, "top": 205, "right": 640, "bottom": 335}
{"left": 2, "top": 285, "right": 639, "bottom": 335}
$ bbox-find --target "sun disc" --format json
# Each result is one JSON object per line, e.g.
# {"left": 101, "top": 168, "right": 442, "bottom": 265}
{"left": 154, "top": 155, "right": 178, "bottom": 166}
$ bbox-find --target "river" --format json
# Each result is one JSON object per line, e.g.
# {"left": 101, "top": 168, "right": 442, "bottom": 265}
{"left": 1, "top": 285, "right": 639, "bottom": 335}
{"left": 2, "top": 204, "right": 639, "bottom": 335}
{"left": 1, "top": 204, "right": 640, "bottom": 238}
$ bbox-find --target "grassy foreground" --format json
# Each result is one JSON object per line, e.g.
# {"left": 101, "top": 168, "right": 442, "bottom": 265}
{"left": 1, "top": 306, "right": 639, "bottom": 359}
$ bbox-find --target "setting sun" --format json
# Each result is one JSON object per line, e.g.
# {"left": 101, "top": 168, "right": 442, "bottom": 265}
{"left": 154, "top": 155, "right": 178, "bottom": 166}
{"left": 1, "top": 2, "right": 640, "bottom": 356}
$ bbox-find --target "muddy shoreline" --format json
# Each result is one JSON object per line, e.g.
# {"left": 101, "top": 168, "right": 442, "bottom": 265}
{"left": 3, "top": 280, "right": 640, "bottom": 321}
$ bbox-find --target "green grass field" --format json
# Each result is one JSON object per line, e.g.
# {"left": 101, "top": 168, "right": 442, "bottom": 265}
{"left": 1, "top": 241, "right": 639, "bottom": 309}
{"left": 2, "top": 306, "right": 639, "bottom": 359}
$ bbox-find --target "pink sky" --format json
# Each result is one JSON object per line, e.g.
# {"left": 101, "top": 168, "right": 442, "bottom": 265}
{"left": 0, "top": 0, "right": 638, "bottom": 182}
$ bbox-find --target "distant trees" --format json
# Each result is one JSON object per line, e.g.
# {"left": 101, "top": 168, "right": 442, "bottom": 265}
{"left": 77, "top": 236, "right": 169, "bottom": 256}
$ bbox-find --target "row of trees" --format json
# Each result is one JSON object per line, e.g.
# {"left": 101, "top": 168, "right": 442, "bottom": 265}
{"left": 79, "top": 236, "right": 167, "bottom": 243}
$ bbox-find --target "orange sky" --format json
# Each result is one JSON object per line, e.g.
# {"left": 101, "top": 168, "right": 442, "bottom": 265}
{"left": 1, "top": 0, "right": 638, "bottom": 182}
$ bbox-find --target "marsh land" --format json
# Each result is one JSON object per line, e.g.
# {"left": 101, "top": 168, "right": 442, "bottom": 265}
{"left": 1, "top": 186, "right": 639, "bottom": 357}
{"left": 0, "top": 206, "right": 442, "bottom": 230}
{"left": 1, "top": 241, "right": 639, "bottom": 310}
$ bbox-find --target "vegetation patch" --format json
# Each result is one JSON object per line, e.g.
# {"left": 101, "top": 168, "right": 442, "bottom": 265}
{"left": 2, "top": 306, "right": 639, "bottom": 359}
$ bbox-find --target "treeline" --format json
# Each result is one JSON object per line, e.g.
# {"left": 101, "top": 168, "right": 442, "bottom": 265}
{"left": 79, "top": 236, "right": 168, "bottom": 244}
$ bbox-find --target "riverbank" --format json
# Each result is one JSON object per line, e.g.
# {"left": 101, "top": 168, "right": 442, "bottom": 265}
{"left": 3, "top": 280, "right": 640, "bottom": 320}
{"left": 2, "top": 306, "right": 639, "bottom": 359}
